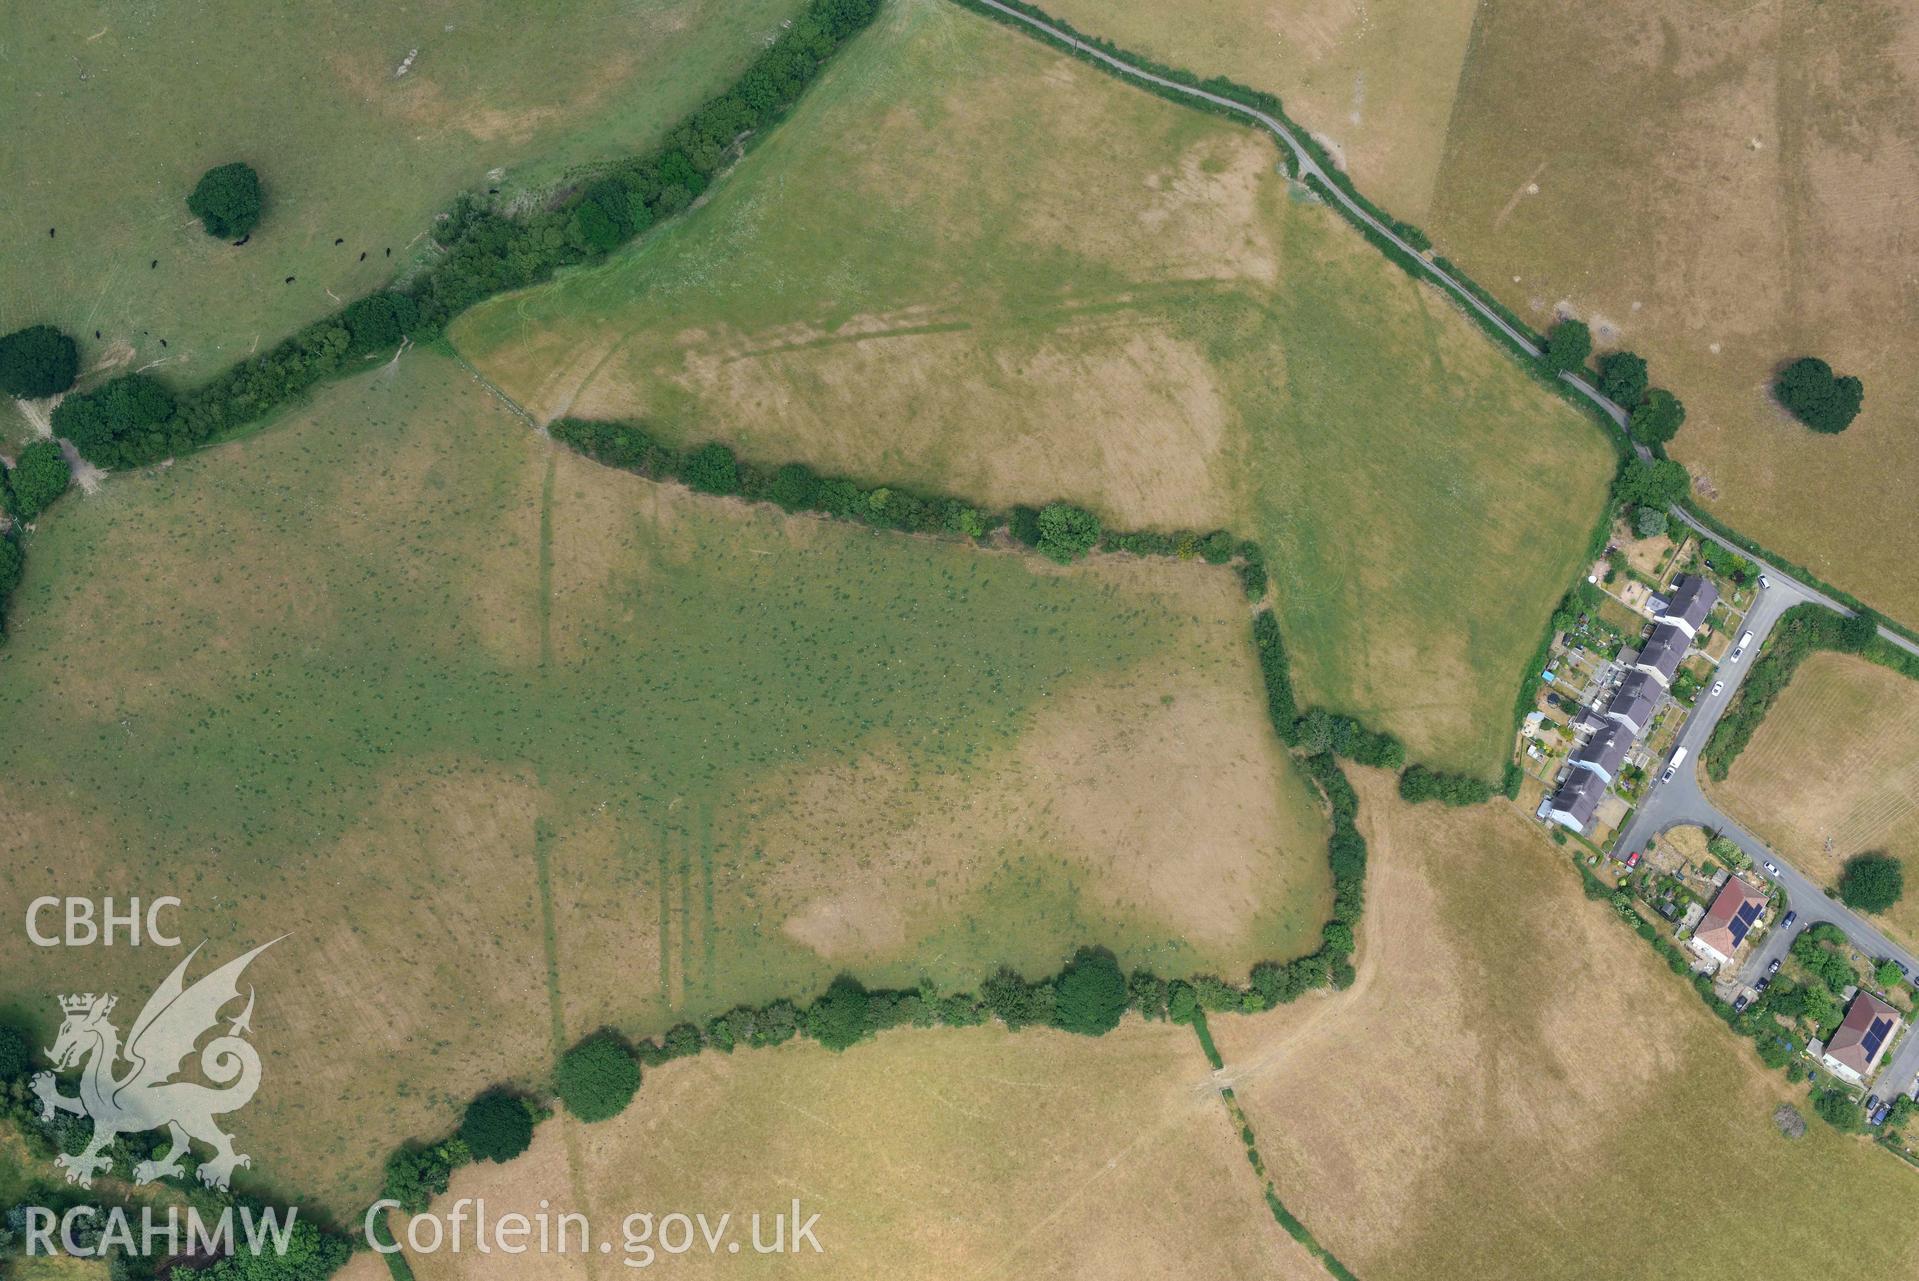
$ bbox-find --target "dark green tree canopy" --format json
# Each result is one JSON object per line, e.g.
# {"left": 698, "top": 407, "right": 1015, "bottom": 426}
{"left": 1035, "top": 501, "right": 1100, "bottom": 563}
{"left": 555, "top": 1032, "right": 641, "bottom": 1121}
{"left": 459, "top": 1090, "right": 534, "bottom": 1163}
{"left": 804, "top": 974, "right": 872, "bottom": 1051}
{"left": 50, "top": 372, "right": 179, "bottom": 467}
{"left": 340, "top": 292, "right": 419, "bottom": 357}
{"left": 188, "top": 162, "right": 264, "bottom": 240}
{"left": 5, "top": 439, "right": 72, "bottom": 520}
{"left": 0, "top": 325, "right": 80, "bottom": 399}
{"left": 1838, "top": 852, "right": 1904, "bottom": 913}
{"left": 1835, "top": 609, "right": 1879, "bottom": 654}
{"left": 680, "top": 441, "right": 740, "bottom": 495}
{"left": 1632, "top": 505, "right": 1668, "bottom": 539}
{"left": 1052, "top": 947, "right": 1127, "bottom": 1036}
{"left": 1613, "top": 457, "right": 1690, "bottom": 510}
{"left": 1595, "top": 350, "right": 1649, "bottom": 407}
{"left": 1628, "top": 387, "right": 1686, "bottom": 446}
{"left": 0, "top": 1023, "right": 30, "bottom": 1080}
{"left": 1774, "top": 357, "right": 1863, "bottom": 434}
{"left": 1542, "top": 318, "right": 1593, "bottom": 375}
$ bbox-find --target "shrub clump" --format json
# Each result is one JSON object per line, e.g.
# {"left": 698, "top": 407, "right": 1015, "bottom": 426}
{"left": 4, "top": 439, "right": 71, "bottom": 520}
{"left": 1035, "top": 501, "right": 1100, "bottom": 563}
{"left": 0, "top": 1023, "right": 31, "bottom": 1080}
{"left": 1838, "top": 852, "right": 1904, "bottom": 914}
{"left": 1774, "top": 357, "right": 1863, "bottom": 434}
{"left": 0, "top": 324, "right": 79, "bottom": 399}
{"left": 459, "top": 1091, "right": 534, "bottom": 1163}
{"left": 555, "top": 1032, "right": 642, "bottom": 1122}
{"left": 187, "top": 162, "right": 264, "bottom": 239}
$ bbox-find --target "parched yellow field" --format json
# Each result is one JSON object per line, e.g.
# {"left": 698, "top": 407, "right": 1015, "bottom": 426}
{"left": 394, "top": 1020, "right": 1323, "bottom": 1281}
{"left": 1712, "top": 651, "right": 1919, "bottom": 950}
{"left": 453, "top": 0, "right": 1614, "bottom": 774}
{"left": 0, "top": 0, "right": 809, "bottom": 449}
{"left": 0, "top": 350, "right": 1329, "bottom": 1220}
{"left": 1042, "top": 0, "right": 1480, "bottom": 220}
{"left": 1211, "top": 771, "right": 1919, "bottom": 1281}
{"left": 1424, "top": 0, "right": 1919, "bottom": 625}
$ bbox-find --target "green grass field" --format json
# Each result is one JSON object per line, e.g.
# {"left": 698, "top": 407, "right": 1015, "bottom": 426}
{"left": 450, "top": 0, "right": 1613, "bottom": 775}
{"left": 0, "top": 0, "right": 808, "bottom": 447}
{"left": 0, "top": 348, "right": 1327, "bottom": 1218}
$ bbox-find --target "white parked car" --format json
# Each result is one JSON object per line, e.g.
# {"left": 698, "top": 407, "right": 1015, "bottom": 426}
{"left": 1710, "top": 680, "right": 1725, "bottom": 697}
{"left": 1758, "top": 574, "right": 1771, "bottom": 589}
{"left": 1764, "top": 860, "right": 1780, "bottom": 876}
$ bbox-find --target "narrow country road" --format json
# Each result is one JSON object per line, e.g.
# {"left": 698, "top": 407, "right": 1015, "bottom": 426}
{"left": 967, "top": 0, "right": 1636, "bottom": 438}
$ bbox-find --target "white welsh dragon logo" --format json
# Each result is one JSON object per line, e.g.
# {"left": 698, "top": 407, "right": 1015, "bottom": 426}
{"left": 31, "top": 940, "right": 281, "bottom": 1191}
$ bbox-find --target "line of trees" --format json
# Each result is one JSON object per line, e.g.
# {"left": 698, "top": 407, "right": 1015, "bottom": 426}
{"left": 1541, "top": 320, "right": 1689, "bottom": 448}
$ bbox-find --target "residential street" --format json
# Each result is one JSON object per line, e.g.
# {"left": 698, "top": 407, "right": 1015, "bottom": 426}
{"left": 1610, "top": 533, "right": 1919, "bottom": 1098}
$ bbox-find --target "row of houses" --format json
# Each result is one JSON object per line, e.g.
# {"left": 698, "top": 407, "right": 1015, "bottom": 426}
{"left": 1545, "top": 573, "right": 1719, "bottom": 834}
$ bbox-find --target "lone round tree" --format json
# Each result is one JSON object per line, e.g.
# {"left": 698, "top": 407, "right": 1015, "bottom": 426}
{"left": 1774, "top": 357, "right": 1863, "bottom": 434}
{"left": 1838, "top": 852, "right": 1903, "bottom": 914}
{"left": 187, "top": 162, "right": 264, "bottom": 240}
{"left": 0, "top": 325, "right": 79, "bottom": 399}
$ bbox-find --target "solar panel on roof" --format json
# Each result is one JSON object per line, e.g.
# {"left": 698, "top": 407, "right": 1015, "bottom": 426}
{"left": 1727, "top": 901, "right": 1762, "bottom": 947}
{"left": 1863, "top": 1017, "right": 1893, "bottom": 1059}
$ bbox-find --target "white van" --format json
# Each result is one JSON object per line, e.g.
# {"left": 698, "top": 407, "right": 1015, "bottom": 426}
{"left": 1660, "top": 746, "right": 1688, "bottom": 784}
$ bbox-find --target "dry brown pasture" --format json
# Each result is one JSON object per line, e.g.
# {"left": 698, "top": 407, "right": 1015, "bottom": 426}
{"left": 0, "top": 352, "right": 1328, "bottom": 1221}
{"left": 1209, "top": 771, "right": 1919, "bottom": 1281}
{"left": 400, "top": 1020, "right": 1325, "bottom": 1281}
{"left": 1042, "top": 0, "right": 1480, "bottom": 219}
{"left": 1712, "top": 650, "right": 1919, "bottom": 950}
{"left": 1424, "top": 0, "right": 1919, "bottom": 624}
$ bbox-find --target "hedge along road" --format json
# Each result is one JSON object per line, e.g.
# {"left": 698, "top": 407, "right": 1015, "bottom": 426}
{"left": 960, "top": 0, "right": 1635, "bottom": 437}
{"left": 961, "top": 0, "right": 1919, "bottom": 668}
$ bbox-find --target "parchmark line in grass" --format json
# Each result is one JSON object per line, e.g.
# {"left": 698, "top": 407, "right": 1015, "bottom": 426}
{"left": 655, "top": 819, "right": 673, "bottom": 1005}
{"left": 538, "top": 450, "right": 555, "bottom": 670}
{"left": 534, "top": 817, "right": 566, "bottom": 1056}
{"left": 700, "top": 803, "right": 717, "bottom": 1001}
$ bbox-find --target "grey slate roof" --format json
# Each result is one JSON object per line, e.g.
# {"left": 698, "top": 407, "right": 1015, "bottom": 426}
{"left": 1573, "top": 722, "right": 1631, "bottom": 777}
{"left": 1606, "top": 671, "right": 1660, "bottom": 734}
{"left": 1658, "top": 573, "right": 1719, "bottom": 633}
{"left": 1635, "top": 622, "right": 1691, "bottom": 683}
{"left": 1549, "top": 770, "right": 1607, "bottom": 827}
